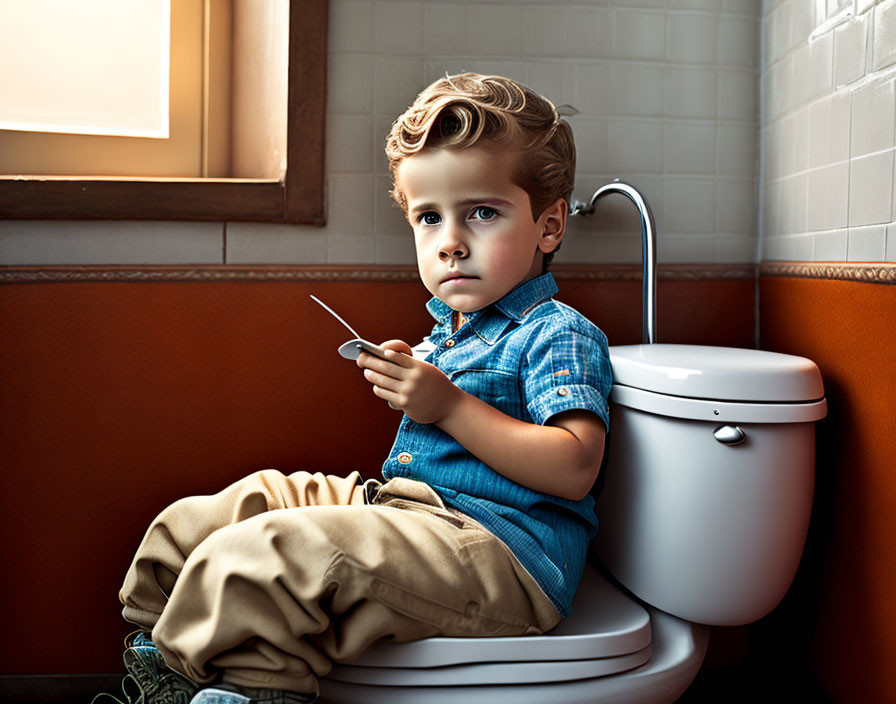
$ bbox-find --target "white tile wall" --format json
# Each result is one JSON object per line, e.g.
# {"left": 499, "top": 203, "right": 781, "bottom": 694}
{"left": 873, "top": 0, "right": 896, "bottom": 69}
{"left": 0, "top": 221, "right": 224, "bottom": 266}
{"left": 226, "top": 222, "right": 328, "bottom": 264}
{"left": 833, "top": 13, "right": 868, "bottom": 86}
{"left": 1, "top": 0, "right": 760, "bottom": 266}
{"left": 847, "top": 224, "right": 888, "bottom": 259}
{"left": 761, "top": 0, "right": 896, "bottom": 262}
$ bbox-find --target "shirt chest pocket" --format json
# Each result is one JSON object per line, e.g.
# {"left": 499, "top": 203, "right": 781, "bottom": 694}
{"left": 449, "top": 368, "right": 523, "bottom": 418}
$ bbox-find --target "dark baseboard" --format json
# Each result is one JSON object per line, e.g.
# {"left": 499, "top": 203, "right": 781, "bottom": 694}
{"left": 0, "top": 674, "right": 123, "bottom": 704}
{"left": 678, "top": 666, "right": 832, "bottom": 704}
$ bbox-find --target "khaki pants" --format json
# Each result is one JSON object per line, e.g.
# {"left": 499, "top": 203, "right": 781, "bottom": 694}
{"left": 119, "top": 470, "right": 560, "bottom": 694}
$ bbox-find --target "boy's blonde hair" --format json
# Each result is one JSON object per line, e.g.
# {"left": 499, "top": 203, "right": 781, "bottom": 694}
{"left": 385, "top": 73, "right": 576, "bottom": 229}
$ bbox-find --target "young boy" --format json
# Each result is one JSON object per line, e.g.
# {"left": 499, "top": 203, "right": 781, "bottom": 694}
{"left": 105, "top": 73, "right": 612, "bottom": 704}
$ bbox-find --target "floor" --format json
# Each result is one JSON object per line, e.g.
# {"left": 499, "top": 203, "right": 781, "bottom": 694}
{"left": 0, "top": 668, "right": 833, "bottom": 704}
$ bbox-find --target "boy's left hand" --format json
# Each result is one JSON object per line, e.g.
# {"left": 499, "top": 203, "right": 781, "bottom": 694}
{"left": 357, "top": 340, "right": 460, "bottom": 424}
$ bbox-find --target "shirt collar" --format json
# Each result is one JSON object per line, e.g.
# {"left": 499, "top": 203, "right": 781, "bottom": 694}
{"left": 425, "top": 273, "right": 559, "bottom": 344}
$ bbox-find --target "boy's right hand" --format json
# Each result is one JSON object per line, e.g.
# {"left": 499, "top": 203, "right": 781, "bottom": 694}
{"left": 375, "top": 339, "right": 415, "bottom": 357}
{"left": 357, "top": 340, "right": 462, "bottom": 424}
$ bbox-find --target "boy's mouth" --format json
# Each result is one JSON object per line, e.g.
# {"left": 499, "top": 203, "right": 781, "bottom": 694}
{"left": 441, "top": 272, "right": 478, "bottom": 284}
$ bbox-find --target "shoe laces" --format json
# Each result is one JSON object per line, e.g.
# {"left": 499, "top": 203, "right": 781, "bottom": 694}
{"left": 92, "top": 632, "right": 198, "bottom": 704}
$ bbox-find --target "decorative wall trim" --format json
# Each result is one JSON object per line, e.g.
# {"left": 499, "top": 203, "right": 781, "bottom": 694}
{"left": 0, "top": 263, "right": 757, "bottom": 285}
{"left": 11, "top": 262, "right": 894, "bottom": 285}
{"left": 553, "top": 263, "right": 756, "bottom": 281}
{"left": 0, "top": 265, "right": 420, "bottom": 285}
{"left": 760, "top": 261, "right": 896, "bottom": 285}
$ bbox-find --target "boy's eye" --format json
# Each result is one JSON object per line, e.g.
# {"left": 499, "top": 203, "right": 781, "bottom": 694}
{"left": 420, "top": 211, "right": 441, "bottom": 226}
{"left": 472, "top": 206, "right": 498, "bottom": 221}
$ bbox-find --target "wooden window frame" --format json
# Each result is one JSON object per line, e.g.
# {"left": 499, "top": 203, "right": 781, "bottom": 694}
{"left": 0, "top": 0, "right": 326, "bottom": 225}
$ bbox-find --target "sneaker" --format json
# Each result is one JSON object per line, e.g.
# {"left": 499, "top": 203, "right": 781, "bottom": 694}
{"left": 130, "top": 631, "right": 156, "bottom": 649}
{"left": 92, "top": 630, "right": 199, "bottom": 704}
{"left": 189, "top": 684, "right": 317, "bottom": 704}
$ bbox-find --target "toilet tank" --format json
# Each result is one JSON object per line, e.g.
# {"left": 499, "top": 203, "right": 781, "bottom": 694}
{"left": 593, "top": 344, "right": 827, "bottom": 627}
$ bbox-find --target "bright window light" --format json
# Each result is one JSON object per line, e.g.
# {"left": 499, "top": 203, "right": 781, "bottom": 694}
{"left": 0, "top": 0, "right": 170, "bottom": 138}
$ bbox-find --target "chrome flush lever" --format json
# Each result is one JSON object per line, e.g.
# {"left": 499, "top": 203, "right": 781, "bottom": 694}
{"left": 713, "top": 425, "right": 746, "bottom": 446}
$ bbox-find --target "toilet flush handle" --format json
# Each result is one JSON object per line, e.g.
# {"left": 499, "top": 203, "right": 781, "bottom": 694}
{"left": 713, "top": 424, "right": 746, "bottom": 445}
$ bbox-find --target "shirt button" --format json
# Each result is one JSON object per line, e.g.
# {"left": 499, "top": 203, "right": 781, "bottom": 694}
{"left": 397, "top": 452, "right": 413, "bottom": 464}
{"left": 557, "top": 387, "right": 569, "bottom": 397}
{"left": 445, "top": 339, "right": 456, "bottom": 348}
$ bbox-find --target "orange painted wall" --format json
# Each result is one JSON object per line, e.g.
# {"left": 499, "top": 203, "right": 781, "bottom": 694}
{"left": 759, "top": 275, "right": 896, "bottom": 703}
{"left": 0, "top": 270, "right": 753, "bottom": 674}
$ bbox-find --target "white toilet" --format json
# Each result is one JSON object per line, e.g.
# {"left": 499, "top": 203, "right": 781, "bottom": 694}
{"left": 320, "top": 342, "right": 828, "bottom": 704}
{"left": 320, "top": 181, "right": 827, "bottom": 703}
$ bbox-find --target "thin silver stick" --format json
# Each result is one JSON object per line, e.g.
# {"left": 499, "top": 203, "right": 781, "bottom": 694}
{"left": 310, "top": 295, "right": 361, "bottom": 339}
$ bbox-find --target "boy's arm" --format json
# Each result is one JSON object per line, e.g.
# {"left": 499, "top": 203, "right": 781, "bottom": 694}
{"left": 358, "top": 341, "right": 606, "bottom": 502}
{"left": 439, "top": 393, "right": 605, "bottom": 502}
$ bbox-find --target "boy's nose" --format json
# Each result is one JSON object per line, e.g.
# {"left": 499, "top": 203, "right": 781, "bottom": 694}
{"left": 438, "top": 227, "right": 469, "bottom": 260}
{"left": 439, "top": 244, "right": 468, "bottom": 260}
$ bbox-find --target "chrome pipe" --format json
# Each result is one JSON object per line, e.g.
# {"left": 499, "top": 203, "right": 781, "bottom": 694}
{"left": 570, "top": 179, "right": 658, "bottom": 344}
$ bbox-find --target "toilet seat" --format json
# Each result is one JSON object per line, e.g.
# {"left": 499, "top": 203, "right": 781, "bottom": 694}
{"left": 321, "top": 564, "right": 709, "bottom": 704}
{"left": 326, "top": 564, "right": 652, "bottom": 686}
{"left": 325, "top": 646, "right": 651, "bottom": 686}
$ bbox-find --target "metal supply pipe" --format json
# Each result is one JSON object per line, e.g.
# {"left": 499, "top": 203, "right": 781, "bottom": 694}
{"left": 569, "top": 180, "right": 658, "bottom": 344}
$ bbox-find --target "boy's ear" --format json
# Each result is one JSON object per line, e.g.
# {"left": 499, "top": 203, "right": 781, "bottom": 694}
{"left": 537, "top": 197, "right": 568, "bottom": 254}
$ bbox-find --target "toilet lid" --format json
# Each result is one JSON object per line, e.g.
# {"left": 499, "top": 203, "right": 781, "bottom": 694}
{"left": 610, "top": 344, "right": 825, "bottom": 403}
{"left": 326, "top": 565, "right": 652, "bottom": 686}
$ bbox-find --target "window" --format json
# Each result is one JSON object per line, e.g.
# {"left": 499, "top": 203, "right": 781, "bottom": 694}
{"left": 0, "top": 0, "right": 326, "bottom": 224}
{"left": 0, "top": 0, "right": 172, "bottom": 142}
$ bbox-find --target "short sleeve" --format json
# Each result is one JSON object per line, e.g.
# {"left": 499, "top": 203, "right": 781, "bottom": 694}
{"left": 523, "top": 321, "right": 612, "bottom": 429}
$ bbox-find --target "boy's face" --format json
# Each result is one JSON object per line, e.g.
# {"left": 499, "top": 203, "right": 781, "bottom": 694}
{"left": 396, "top": 146, "right": 564, "bottom": 314}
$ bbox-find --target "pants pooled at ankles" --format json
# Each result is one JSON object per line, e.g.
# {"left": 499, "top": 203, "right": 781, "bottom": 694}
{"left": 119, "top": 469, "right": 560, "bottom": 694}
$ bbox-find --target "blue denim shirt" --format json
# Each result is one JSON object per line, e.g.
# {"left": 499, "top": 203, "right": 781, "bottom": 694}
{"left": 382, "top": 273, "right": 612, "bottom": 617}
